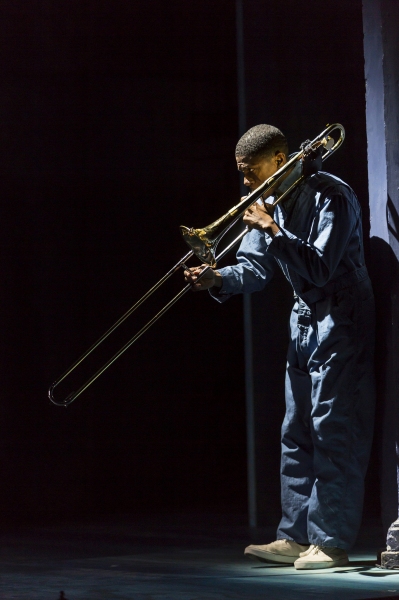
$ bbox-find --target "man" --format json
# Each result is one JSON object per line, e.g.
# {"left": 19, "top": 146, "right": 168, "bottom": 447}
{"left": 185, "top": 124, "right": 375, "bottom": 570}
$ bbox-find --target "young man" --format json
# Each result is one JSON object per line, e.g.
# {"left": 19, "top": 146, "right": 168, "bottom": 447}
{"left": 185, "top": 124, "right": 375, "bottom": 570}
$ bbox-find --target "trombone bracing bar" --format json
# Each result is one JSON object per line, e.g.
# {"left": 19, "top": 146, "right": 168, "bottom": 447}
{"left": 48, "top": 123, "right": 345, "bottom": 406}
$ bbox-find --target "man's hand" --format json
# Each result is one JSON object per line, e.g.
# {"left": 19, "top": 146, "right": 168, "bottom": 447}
{"left": 184, "top": 265, "right": 222, "bottom": 291}
{"left": 243, "top": 202, "right": 280, "bottom": 237}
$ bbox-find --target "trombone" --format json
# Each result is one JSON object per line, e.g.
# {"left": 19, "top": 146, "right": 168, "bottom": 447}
{"left": 48, "top": 123, "right": 345, "bottom": 406}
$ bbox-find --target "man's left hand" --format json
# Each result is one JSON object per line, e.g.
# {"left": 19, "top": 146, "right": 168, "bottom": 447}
{"left": 243, "top": 203, "right": 280, "bottom": 237}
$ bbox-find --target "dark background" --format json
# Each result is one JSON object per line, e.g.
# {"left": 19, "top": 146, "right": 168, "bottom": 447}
{"left": 0, "top": 0, "right": 376, "bottom": 526}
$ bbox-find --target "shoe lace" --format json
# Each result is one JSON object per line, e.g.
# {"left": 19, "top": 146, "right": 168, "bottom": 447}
{"left": 312, "top": 545, "right": 341, "bottom": 556}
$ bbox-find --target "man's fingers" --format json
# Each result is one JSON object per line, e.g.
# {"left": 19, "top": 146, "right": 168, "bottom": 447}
{"left": 184, "top": 270, "right": 196, "bottom": 279}
{"left": 185, "top": 266, "right": 209, "bottom": 277}
{"left": 184, "top": 264, "right": 213, "bottom": 292}
{"left": 184, "top": 267, "right": 202, "bottom": 279}
{"left": 191, "top": 280, "right": 208, "bottom": 292}
{"left": 184, "top": 270, "right": 206, "bottom": 283}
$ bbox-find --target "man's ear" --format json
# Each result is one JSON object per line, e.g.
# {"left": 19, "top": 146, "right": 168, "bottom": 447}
{"left": 275, "top": 151, "right": 286, "bottom": 168}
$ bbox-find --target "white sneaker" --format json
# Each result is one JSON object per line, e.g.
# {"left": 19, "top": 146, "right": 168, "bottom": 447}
{"left": 244, "top": 539, "right": 310, "bottom": 564}
{"left": 294, "top": 544, "right": 349, "bottom": 569}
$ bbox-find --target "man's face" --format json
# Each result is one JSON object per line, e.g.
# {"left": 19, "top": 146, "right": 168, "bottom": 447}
{"left": 236, "top": 152, "right": 286, "bottom": 192}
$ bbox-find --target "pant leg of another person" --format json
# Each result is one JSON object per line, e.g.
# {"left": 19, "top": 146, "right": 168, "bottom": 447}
{"left": 277, "top": 300, "right": 315, "bottom": 545}
{"left": 307, "top": 279, "right": 376, "bottom": 550}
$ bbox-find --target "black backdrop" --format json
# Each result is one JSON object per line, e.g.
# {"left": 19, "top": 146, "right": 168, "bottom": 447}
{"left": 0, "top": 0, "right": 376, "bottom": 525}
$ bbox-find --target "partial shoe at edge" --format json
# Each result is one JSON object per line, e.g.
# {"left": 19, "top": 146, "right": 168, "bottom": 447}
{"left": 244, "top": 539, "right": 310, "bottom": 564}
{"left": 294, "top": 545, "right": 349, "bottom": 569}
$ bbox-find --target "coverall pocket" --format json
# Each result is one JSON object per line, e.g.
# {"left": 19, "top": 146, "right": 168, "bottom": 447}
{"left": 333, "top": 289, "right": 356, "bottom": 326}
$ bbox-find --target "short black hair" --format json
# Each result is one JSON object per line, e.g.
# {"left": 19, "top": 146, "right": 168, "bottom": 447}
{"left": 235, "top": 124, "right": 288, "bottom": 159}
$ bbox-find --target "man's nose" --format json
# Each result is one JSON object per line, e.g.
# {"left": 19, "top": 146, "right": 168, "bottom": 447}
{"left": 243, "top": 177, "right": 252, "bottom": 187}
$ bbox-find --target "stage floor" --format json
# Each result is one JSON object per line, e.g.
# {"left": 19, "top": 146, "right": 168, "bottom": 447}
{"left": 1, "top": 513, "right": 398, "bottom": 600}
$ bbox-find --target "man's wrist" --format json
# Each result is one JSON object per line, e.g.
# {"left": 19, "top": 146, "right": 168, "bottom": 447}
{"left": 264, "top": 221, "right": 280, "bottom": 238}
{"left": 213, "top": 271, "right": 223, "bottom": 288}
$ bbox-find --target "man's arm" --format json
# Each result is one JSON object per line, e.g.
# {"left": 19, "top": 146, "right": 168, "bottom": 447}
{"left": 184, "top": 227, "right": 277, "bottom": 299}
{"left": 244, "top": 186, "right": 362, "bottom": 287}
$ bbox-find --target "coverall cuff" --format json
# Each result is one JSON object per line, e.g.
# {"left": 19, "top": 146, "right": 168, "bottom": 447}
{"left": 267, "top": 227, "right": 297, "bottom": 257}
{"left": 208, "top": 266, "right": 237, "bottom": 303}
{"left": 268, "top": 230, "right": 284, "bottom": 242}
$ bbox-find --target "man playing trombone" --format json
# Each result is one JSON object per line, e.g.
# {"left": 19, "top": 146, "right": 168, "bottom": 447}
{"left": 184, "top": 124, "right": 375, "bottom": 570}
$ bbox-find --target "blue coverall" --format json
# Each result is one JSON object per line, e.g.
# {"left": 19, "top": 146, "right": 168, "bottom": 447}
{"left": 211, "top": 163, "right": 376, "bottom": 550}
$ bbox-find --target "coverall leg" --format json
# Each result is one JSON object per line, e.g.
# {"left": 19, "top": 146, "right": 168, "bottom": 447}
{"left": 277, "top": 279, "right": 376, "bottom": 550}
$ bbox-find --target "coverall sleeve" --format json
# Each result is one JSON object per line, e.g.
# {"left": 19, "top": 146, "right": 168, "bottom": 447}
{"left": 209, "top": 228, "right": 277, "bottom": 303}
{"left": 267, "top": 187, "right": 359, "bottom": 287}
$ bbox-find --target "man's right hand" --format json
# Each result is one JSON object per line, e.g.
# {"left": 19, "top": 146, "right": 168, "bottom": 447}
{"left": 184, "top": 265, "right": 222, "bottom": 291}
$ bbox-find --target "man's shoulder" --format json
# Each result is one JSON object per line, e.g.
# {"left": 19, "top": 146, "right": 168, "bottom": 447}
{"left": 307, "top": 170, "right": 351, "bottom": 189}
{"left": 298, "top": 171, "right": 360, "bottom": 216}
{"left": 304, "top": 171, "right": 357, "bottom": 201}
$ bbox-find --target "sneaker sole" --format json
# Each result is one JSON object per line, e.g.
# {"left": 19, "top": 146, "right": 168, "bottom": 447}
{"left": 244, "top": 548, "right": 297, "bottom": 564}
{"left": 295, "top": 557, "right": 349, "bottom": 570}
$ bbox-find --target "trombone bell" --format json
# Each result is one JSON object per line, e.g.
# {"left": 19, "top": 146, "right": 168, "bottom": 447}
{"left": 179, "top": 226, "right": 217, "bottom": 267}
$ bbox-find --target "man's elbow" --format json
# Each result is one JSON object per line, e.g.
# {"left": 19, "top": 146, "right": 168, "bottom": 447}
{"left": 308, "top": 264, "right": 332, "bottom": 288}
